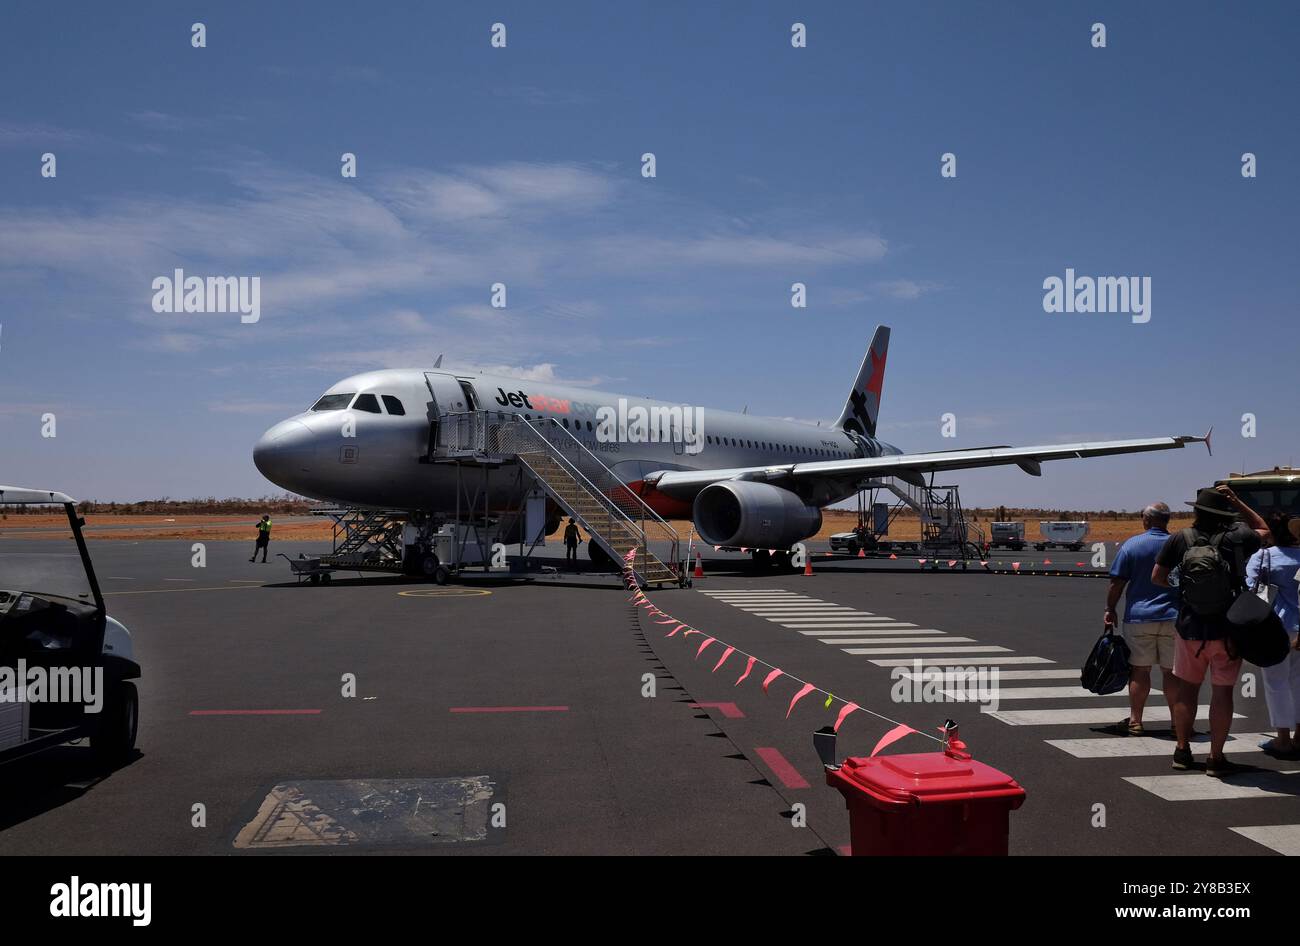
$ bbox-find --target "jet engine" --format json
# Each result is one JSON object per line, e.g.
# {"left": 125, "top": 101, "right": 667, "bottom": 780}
{"left": 692, "top": 480, "right": 822, "bottom": 549}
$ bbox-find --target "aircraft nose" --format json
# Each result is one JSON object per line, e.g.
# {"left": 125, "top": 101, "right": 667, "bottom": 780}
{"left": 253, "top": 419, "right": 316, "bottom": 488}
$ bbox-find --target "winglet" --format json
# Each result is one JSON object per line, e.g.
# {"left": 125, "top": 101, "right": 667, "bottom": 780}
{"left": 1203, "top": 425, "right": 1213, "bottom": 456}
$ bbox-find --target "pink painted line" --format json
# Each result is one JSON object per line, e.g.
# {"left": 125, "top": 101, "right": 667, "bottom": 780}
{"left": 449, "top": 705, "right": 570, "bottom": 713}
{"left": 189, "top": 709, "right": 321, "bottom": 716}
{"left": 755, "top": 746, "right": 811, "bottom": 789}
{"left": 690, "top": 701, "right": 745, "bottom": 719}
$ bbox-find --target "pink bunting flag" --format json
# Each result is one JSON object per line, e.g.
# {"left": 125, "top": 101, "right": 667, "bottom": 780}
{"left": 654, "top": 617, "right": 677, "bottom": 624}
{"left": 833, "top": 702, "right": 860, "bottom": 732}
{"left": 711, "top": 646, "right": 735, "bottom": 673}
{"left": 665, "top": 624, "right": 686, "bottom": 637}
{"left": 1011, "top": 562, "right": 1021, "bottom": 570}
{"left": 682, "top": 629, "right": 700, "bottom": 638}
{"left": 947, "top": 560, "right": 957, "bottom": 568}
{"left": 786, "top": 682, "right": 816, "bottom": 718}
{"left": 695, "top": 637, "right": 716, "bottom": 659}
{"left": 762, "top": 668, "right": 783, "bottom": 694}
{"left": 917, "top": 558, "right": 927, "bottom": 565}
{"left": 735, "top": 656, "right": 757, "bottom": 686}
{"left": 1043, "top": 558, "right": 1052, "bottom": 565}
{"left": 870, "top": 723, "right": 918, "bottom": 757}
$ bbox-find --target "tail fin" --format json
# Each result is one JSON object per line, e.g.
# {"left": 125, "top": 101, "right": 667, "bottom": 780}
{"left": 835, "top": 325, "right": 889, "bottom": 438}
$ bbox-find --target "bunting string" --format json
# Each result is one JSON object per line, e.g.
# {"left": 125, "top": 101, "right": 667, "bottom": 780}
{"left": 624, "top": 551, "right": 945, "bottom": 746}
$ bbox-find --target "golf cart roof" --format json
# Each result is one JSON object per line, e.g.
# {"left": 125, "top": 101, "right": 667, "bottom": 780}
{"left": 0, "top": 485, "right": 77, "bottom": 505}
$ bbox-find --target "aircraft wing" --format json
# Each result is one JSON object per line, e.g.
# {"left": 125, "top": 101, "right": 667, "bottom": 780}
{"left": 643, "top": 434, "right": 1208, "bottom": 500}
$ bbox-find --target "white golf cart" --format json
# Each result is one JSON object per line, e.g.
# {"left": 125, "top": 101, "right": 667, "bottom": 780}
{"left": 0, "top": 486, "right": 140, "bottom": 769}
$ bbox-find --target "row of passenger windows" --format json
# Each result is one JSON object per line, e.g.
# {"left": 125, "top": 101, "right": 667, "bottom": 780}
{"left": 310, "top": 393, "right": 406, "bottom": 415}
{"left": 511, "top": 412, "right": 846, "bottom": 458}
{"left": 705, "top": 435, "right": 848, "bottom": 459}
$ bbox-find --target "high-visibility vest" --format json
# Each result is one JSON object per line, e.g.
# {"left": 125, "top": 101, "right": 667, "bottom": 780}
{"left": 258, "top": 519, "right": 272, "bottom": 535}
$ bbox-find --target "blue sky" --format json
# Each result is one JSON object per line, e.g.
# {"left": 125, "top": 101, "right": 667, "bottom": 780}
{"left": 1, "top": 1, "right": 1296, "bottom": 507}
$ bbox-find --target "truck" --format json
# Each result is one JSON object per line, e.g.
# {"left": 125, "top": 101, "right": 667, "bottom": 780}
{"left": 1218, "top": 467, "right": 1300, "bottom": 518}
{"left": 1034, "top": 520, "right": 1090, "bottom": 551}
{"left": 988, "top": 521, "right": 1026, "bottom": 551}
{"left": 0, "top": 486, "right": 141, "bottom": 770}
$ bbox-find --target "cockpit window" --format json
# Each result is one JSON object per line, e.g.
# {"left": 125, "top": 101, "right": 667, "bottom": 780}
{"left": 353, "top": 393, "right": 382, "bottom": 414}
{"left": 381, "top": 395, "right": 406, "bottom": 416}
{"left": 311, "top": 393, "right": 354, "bottom": 412}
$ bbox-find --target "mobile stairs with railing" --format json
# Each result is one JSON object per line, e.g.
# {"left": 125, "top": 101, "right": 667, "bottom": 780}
{"left": 431, "top": 411, "right": 684, "bottom": 588}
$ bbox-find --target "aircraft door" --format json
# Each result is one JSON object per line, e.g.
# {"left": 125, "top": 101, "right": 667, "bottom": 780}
{"left": 424, "top": 372, "right": 472, "bottom": 453}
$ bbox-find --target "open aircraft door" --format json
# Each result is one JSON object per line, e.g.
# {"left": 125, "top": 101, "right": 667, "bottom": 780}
{"left": 424, "top": 371, "right": 477, "bottom": 454}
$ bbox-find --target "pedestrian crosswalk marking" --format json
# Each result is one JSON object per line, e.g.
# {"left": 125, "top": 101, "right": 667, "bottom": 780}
{"left": 779, "top": 622, "right": 919, "bottom": 629}
{"left": 802, "top": 629, "right": 946, "bottom": 636}
{"left": 986, "top": 706, "right": 1231, "bottom": 726}
{"left": 870, "top": 655, "right": 1054, "bottom": 666}
{"left": 823, "top": 636, "right": 976, "bottom": 645}
{"left": 1229, "top": 824, "right": 1300, "bottom": 855}
{"left": 948, "top": 685, "right": 1144, "bottom": 700}
{"left": 1125, "top": 770, "right": 1298, "bottom": 802}
{"left": 1045, "top": 733, "right": 1269, "bottom": 759}
{"left": 898, "top": 668, "right": 1076, "bottom": 681}
{"left": 842, "top": 645, "right": 1011, "bottom": 656}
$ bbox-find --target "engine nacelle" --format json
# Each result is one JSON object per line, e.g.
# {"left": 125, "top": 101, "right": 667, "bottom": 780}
{"left": 693, "top": 480, "right": 823, "bottom": 549}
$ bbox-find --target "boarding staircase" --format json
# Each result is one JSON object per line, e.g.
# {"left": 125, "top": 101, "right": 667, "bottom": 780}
{"left": 433, "top": 411, "right": 682, "bottom": 587}
{"left": 312, "top": 507, "right": 408, "bottom": 570}
{"left": 862, "top": 477, "right": 985, "bottom": 558}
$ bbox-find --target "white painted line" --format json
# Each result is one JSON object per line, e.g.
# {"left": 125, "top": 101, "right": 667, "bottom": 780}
{"left": 700, "top": 589, "right": 794, "bottom": 594}
{"left": 1229, "top": 824, "right": 1300, "bottom": 855}
{"left": 800, "top": 629, "right": 945, "bottom": 637}
{"left": 780, "top": 622, "right": 918, "bottom": 629}
{"left": 1125, "top": 770, "right": 1298, "bottom": 802}
{"left": 870, "top": 656, "right": 1054, "bottom": 666}
{"left": 737, "top": 606, "right": 860, "bottom": 612}
{"left": 825, "top": 637, "right": 976, "bottom": 645}
{"left": 954, "top": 685, "right": 1159, "bottom": 700}
{"left": 898, "top": 669, "right": 1076, "bottom": 681}
{"left": 986, "top": 706, "right": 1233, "bottom": 726}
{"left": 163, "top": 578, "right": 195, "bottom": 582}
{"left": 764, "top": 613, "right": 889, "bottom": 621}
{"left": 106, "top": 576, "right": 137, "bottom": 580}
{"left": 1046, "top": 733, "right": 1270, "bottom": 759}
{"left": 842, "top": 645, "right": 1011, "bottom": 656}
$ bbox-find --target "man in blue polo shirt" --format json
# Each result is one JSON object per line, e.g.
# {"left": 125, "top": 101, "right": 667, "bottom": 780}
{"left": 1105, "top": 502, "right": 1179, "bottom": 735}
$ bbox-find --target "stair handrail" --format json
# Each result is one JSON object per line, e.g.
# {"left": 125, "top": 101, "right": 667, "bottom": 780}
{"left": 494, "top": 414, "right": 680, "bottom": 573}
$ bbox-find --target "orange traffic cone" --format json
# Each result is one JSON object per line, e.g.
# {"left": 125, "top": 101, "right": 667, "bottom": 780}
{"left": 693, "top": 551, "right": 704, "bottom": 579}
{"left": 803, "top": 556, "right": 814, "bottom": 577}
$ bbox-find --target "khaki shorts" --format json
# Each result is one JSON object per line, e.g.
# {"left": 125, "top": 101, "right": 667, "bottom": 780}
{"left": 1122, "top": 620, "right": 1176, "bottom": 668}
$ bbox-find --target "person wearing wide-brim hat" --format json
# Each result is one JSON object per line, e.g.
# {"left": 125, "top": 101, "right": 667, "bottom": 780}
{"left": 1152, "top": 483, "right": 1271, "bottom": 777}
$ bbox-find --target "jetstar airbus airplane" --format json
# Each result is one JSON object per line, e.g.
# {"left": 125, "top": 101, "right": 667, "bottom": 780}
{"left": 253, "top": 326, "right": 1206, "bottom": 556}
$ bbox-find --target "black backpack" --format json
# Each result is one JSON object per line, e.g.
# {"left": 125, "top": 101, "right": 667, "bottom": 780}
{"left": 1178, "top": 528, "right": 1237, "bottom": 616}
{"left": 1081, "top": 627, "right": 1132, "bottom": 695}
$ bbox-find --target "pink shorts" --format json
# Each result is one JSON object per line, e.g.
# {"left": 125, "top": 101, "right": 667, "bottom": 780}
{"left": 1173, "top": 636, "right": 1242, "bottom": 687}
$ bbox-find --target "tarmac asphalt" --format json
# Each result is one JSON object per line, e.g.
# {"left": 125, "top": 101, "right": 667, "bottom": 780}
{"left": 0, "top": 537, "right": 1295, "bottom": 856}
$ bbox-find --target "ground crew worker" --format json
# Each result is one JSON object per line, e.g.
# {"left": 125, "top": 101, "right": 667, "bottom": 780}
{"left": 250, "top": 514, "right": 272, "bottom": 563}
{"left": 563, "top": 518, "right": 582, "bottom": 567}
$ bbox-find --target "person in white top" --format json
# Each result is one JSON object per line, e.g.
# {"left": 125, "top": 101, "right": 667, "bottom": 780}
{"left": 1245, "top": 514, "right": 1300, "bottom": 758}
